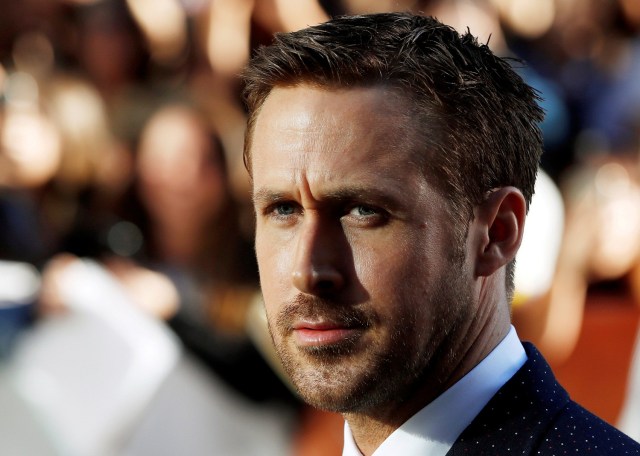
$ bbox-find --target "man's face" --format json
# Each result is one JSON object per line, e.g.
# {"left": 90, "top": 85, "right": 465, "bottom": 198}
{"left": 251, "top": 85, "right": 474, "bottom": 414}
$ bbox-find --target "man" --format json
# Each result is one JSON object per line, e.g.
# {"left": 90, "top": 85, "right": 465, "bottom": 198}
{"left": 241, "top": 12, "right": 640, "bottom": 455}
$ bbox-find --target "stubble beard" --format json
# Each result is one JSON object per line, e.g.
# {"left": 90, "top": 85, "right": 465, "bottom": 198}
{"left": 267, "top": 268, "right": 472, "bottom": 414}
{"left": 268, "top": 297, "right": 381, "bottom": 412}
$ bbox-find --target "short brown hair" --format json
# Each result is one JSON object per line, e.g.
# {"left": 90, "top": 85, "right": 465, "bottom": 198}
{"left": 242, "top": 12, "right": 544, "bottom": 295}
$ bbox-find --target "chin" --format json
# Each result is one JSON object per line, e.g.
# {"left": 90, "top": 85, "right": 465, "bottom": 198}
{"left": 283, "top": 351, "right": 405, "bottom": 414}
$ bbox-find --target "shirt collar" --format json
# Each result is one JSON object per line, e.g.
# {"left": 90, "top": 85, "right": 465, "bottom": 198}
{"left": 342, "top": 326, "right": 527, "bottom": 456}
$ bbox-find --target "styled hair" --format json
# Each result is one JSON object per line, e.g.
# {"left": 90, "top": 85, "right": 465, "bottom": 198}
{"left": 242, "top": 12, "right": 544, "bottom": 295}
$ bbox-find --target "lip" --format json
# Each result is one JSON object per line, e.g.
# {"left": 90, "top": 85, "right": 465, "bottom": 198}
{"left": 292, "top": 320, "right": 363, "bottom": 347}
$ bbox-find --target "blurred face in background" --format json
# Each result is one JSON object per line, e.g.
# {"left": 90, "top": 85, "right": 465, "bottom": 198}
{"left": 77, "top": 2, "right": 143, "bottom": 92}
{"left": 136, "top": 106, "right": 227, "bottom": 230}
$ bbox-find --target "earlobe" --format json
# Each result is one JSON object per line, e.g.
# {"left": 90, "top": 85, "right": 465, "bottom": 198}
{"left": 473, "top": 187, "right": 527, "bottom": 278}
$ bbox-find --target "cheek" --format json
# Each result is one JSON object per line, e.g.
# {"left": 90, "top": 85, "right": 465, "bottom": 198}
{"left": 255, "top": 229, "right": 293, "bottom": 300}
{"left": 351, "top": 233, "right": 420, "bottom": 300}
{"left": 352, "top": 229, "right": 444, "bottom": 320}
{"left": 352, "top": 229, "right": 423, "bottom": 281}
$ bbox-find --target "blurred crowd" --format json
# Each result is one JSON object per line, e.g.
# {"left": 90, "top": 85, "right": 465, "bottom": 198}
{"left": 1, "top": 0, "right": 640, "bottom": 454}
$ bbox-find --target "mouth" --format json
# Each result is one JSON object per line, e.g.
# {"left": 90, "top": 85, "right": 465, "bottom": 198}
{"left": 291, "top": 320, "right": 365, "bottom": 348}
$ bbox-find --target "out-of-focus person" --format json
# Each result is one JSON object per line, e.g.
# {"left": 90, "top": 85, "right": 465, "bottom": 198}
{"left": 106, "top": 102, "right": 298, "bottom": 406}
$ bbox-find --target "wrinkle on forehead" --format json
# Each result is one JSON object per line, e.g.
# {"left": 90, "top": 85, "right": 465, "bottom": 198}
{"left": 252, "top": 86, "right": 417, "bottom": 160}
{"left": 263, "top": 84, "right": 413, "bottom": 127}
{"left": 250, "top": 84, "right": 429, "bottom": 207}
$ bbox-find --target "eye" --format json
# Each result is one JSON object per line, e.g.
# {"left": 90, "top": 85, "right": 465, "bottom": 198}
{"left": 349, "top": 205, "right": 378, "bottom": 217}
{"left": 274, "top": 202, "right": 296, "bottom": 216}
{"left": 263, "top": 201, "right": 300, "bottom": 224}
{"left": 343, "top": 204, "right": 388, "bottom": 227}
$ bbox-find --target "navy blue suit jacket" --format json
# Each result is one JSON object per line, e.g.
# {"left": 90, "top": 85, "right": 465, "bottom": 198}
{"left": 447, "top": 343, "right": 640, "bottom": 455}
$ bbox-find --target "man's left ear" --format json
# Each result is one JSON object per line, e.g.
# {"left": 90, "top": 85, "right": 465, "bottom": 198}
{"left": 472, "top": 187, "right": 526, "bottom": 278}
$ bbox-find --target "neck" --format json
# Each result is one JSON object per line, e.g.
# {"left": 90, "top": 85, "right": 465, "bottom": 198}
{"left": 344, "top": 277, "right": 511, "bottom": 455}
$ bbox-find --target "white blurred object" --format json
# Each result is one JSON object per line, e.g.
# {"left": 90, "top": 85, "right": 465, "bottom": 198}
{"left": 0, "top": 260, "right": 41, "bottom": 304}
{"left": 0, "top": 258, "right": 296, "bottom": 455}
{"left": 619, "top": 330, "right": 640, "bottom": 442}
{"left": 121, "top": 353, "right": 295, "bottom": 456}
{"left": 514, "top": 170, "right": 565, "bottom": 301}
{"left": 1, "top": 258, "right": 181, "bottom": 456}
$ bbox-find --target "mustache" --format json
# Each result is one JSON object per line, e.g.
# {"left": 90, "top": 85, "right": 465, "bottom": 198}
{"left": 275, "top": 294, "right": 374, "bottom": 332}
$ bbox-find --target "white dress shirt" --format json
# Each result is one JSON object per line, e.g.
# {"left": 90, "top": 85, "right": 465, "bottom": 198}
{"left": 342, "top": 326, "right": 527, "bottom": 456}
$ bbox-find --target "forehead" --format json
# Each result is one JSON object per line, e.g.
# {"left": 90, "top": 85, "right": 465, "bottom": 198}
{"left": 255, "top": 83, "right": 411, "bottom": 127}
{"left": 249, "top": 85, "right": 424, "bottom": 187}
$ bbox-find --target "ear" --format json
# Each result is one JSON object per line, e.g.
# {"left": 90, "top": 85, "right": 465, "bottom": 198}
{"left": 472, "top": 187, "right": 527, "bottom": 278}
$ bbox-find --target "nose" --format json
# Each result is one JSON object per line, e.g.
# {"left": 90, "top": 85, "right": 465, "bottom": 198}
{"left": 291, "top": 216, "right": 346, "bottom": 295}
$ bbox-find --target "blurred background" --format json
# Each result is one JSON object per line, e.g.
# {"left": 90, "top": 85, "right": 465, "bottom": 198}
{"left": 0, "top": 0, "right": 639, "bottom": 454}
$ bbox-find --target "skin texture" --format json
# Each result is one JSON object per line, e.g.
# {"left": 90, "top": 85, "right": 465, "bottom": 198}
{"left": 251, "top": 84, "right": 524, "bottom": 455}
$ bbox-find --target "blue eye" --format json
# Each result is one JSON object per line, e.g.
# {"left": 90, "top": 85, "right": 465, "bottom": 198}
{"left": 275, "top": 203, "right": 295, "bottom": 216}
{"left": 350, "top": 205, "right": 377, "bottom": 217}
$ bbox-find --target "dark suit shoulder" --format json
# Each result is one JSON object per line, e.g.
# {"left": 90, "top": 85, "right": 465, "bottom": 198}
{"left": 535, "top": 400, "right": 640, "bottom": 455}
{"left": 448, "top": 343, "right": 640, "bottom": 455}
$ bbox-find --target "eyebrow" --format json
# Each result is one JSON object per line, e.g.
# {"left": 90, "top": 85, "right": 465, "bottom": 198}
{"left": 252, "top": 189, "right": 288, "bottom": 207}
{"left": 252, "top": 186, "right": 404, "bottom": 210}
